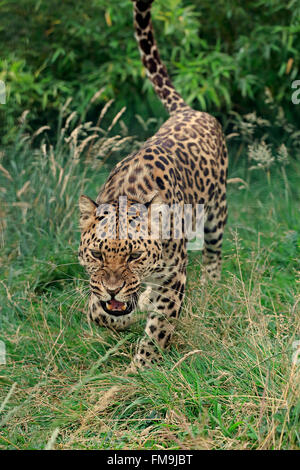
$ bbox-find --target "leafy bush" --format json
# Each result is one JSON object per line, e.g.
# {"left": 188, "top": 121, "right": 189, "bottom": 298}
{"left": 0, "top": 0, "right": 299, "bottom": 144}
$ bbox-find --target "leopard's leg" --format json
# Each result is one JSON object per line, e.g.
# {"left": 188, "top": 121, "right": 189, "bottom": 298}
{"left": 133, "top": 257, "right": 187, "bottom": 368}
{"left": 201, "top": 191, "right": 228, "bottom": 282}
{"left": 88, "top": 293, "right": 133, "bottom": 331}
{"left": 200, "top": 134, "right": 228, "bottom": 283}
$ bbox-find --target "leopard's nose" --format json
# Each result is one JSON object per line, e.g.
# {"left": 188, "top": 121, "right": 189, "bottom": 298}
{"left": 106, "top": 282, "right": 125, "bottom": 296}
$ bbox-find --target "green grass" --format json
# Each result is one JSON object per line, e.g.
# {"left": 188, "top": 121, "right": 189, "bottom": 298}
{"left": 0, "top": 119, "right": 299, "bottom": 450}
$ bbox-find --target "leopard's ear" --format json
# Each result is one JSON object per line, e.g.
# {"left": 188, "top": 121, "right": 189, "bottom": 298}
{"left": 144, "top": 191, "right": 163, "bottom": 207}
{"left": 136, "top": 189, "right": 162, "bottom": 207}
{"left": 79, "top": 195, "right": 98, "bottom": 230}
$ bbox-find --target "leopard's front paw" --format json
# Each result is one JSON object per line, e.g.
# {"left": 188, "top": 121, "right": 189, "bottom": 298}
{"left": 138, "top": 286, "right": 152, "bottom": 311}
{"left": 133, "top": 338, "right": 161, "bottom": 369}
{"left": 200, "top": 264, "right": 221, "bottom": 285}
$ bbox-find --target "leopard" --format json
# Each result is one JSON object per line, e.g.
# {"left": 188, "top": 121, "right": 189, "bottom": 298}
{"left": 78, "top": 0, "right": 228, "bottom": 368}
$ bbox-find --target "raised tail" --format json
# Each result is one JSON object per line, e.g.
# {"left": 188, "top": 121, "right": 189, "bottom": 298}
{"left": 132, "top": 0, "right": 189, "bottom": 114}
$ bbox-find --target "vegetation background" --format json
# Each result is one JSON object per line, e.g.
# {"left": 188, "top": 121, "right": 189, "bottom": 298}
{"left": 0, "top": 0, "right": 299, "bottom": 450}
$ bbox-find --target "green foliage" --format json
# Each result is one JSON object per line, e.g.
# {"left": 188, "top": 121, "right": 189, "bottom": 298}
{"left": 1, "top": 0, "right": 300, "bottom": 144}
{"left": 0, "top": 103, "right": 142, "bottom": 261}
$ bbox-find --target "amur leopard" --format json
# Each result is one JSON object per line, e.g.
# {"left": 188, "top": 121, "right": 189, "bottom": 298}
{"left": 78, "top": 0, "right": 228, "bottom": 368}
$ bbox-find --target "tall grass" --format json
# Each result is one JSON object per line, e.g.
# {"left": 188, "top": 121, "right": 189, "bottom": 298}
{"left": 0, "top": 109, "right": 299, "bottom": 450}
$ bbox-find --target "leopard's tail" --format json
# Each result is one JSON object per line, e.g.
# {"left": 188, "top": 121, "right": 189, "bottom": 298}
{"left": 132, "top": 0, "right": 189, "bottom": 115}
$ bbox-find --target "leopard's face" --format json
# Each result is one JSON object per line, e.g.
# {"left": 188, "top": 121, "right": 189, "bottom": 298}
{"left": 78, "top": 195, "right": 162, "bottom": 316}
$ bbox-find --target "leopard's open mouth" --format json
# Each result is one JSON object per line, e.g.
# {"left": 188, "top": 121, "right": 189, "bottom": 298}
{"left": 100, "top": 295, "right": 137, "bottom": 317}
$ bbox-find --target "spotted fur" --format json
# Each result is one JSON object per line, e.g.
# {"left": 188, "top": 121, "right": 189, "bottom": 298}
{"left": 78, "top": 0, "right": 228, "bottom": 368}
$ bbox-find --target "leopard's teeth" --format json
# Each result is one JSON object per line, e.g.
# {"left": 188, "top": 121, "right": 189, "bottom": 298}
{"left": 106, "top": 301, "right": 127, "bottom": 311}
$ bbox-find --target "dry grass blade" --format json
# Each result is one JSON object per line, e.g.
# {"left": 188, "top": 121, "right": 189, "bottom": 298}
{"left": 0, "top": 164, "right": 12, "bottom": 181}
{"left": 0, "top": 382, "right": 17, "bottom": 413}
{"left": 45, "top": 428, "right": 60, "bottom": 450}
{"left": 170, "top": 350, "right": 203, "bottom": 371}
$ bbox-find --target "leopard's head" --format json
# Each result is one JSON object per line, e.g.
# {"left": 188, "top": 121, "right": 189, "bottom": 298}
{"left": 78, "top": 195, "right": 162, "bottom": 316}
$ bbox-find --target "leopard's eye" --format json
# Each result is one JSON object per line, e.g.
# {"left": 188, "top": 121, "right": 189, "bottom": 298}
{"left": 128, "top": 252, "right": 143, "bottom": 262}
{"left": 90, "top": 250, "right": 103, "bottom": 262}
